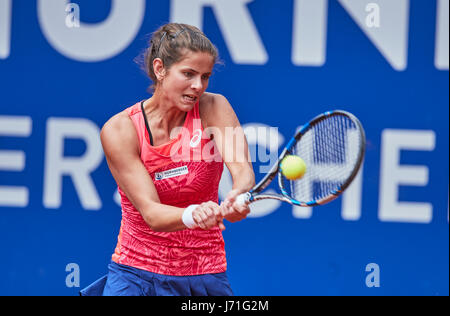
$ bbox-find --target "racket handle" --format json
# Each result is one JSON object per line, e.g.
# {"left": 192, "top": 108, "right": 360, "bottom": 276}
{"left": 235, "top": 192, "right": 251, "bottom": 207}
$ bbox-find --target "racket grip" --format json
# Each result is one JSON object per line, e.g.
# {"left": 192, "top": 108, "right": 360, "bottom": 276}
{"left": 235, "top": 192, "right": 251, "bottom": 207}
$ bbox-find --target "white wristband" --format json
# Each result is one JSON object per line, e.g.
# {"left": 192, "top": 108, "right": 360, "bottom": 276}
{"left": 182, "top": 204, "right": 199, "bottom": 229}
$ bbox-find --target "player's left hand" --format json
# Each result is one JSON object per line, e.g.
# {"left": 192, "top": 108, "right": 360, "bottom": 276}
{"left": 220, "top": 189, "right": 250, "bottom": 223}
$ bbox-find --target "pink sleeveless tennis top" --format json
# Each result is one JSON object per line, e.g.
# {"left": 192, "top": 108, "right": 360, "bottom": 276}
{"left": 111, "top": 101, "right": 226, "bottom": 276}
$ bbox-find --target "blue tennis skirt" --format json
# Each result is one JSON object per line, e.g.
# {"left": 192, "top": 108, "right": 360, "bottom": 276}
{"left": 80, "top": 261, "right": 233, "bottom": 296}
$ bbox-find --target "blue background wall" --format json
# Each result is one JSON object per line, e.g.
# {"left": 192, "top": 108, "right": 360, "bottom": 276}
{"left": 0, "top": 0, "right": 448, "bottom": 295}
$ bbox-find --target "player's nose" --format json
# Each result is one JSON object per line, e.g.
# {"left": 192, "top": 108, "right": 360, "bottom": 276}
{"left": 191, "top": 76, "right": 203, "bottom": 91}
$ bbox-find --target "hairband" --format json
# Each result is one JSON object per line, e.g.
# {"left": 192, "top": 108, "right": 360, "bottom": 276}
{"left": 156, "top": 32, "right": 167, "bottom": 56}
{"left": 156, "top": 28, "right": 186, "bottom": 56}
{"left": 171, "top": 28, "right": 186, "bottom": 39}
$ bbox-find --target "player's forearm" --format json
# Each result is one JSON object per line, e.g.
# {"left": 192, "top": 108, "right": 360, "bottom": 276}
{"left": 141, "top": 202, "right": 188, "bottom": 232}
{"left": 231, "top": 164, "right": 256, "bottom": 193}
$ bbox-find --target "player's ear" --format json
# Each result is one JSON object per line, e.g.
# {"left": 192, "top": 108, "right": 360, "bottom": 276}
{"left": 153, "top": 58, "right": 166, "bottom": 81}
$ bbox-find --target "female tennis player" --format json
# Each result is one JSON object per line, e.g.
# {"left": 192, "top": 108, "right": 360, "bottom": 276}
{"left": 80, "top": 23, "right": 255, "bottom": 296}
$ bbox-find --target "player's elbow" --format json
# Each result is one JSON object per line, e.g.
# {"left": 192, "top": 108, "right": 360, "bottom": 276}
{"left": 144, "top": 217, "right": 163, "bottom": 232}
{"left": 147, "top": 222, "right": 164, "bottom": 232}
{"left": 147, "top": 221, "right": 177, "bottom": 233}
{"left": 142, "top": 212, "right": 164, "bottom": 232}
{"left": 142, "top": 209, "right": 173, "bottom": 232}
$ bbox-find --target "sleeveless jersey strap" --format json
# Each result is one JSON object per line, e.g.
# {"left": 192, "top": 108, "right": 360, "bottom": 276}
{"left": 141, "top": 101, "right": 154, "bottom": 146}
{"left": 191, "top": 102, "right": 203, "bottom": 131}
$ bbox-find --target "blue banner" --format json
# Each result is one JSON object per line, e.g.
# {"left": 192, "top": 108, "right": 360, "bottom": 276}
{"left": 0, "top": 0, "right": 448, "bottom": 295}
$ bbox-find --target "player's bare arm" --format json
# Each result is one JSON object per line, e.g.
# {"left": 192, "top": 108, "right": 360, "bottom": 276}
{"left": 100, "top": 111, "right": 222, "bottom": 231}
{"left": 200, "top": 93, "right": 256, "bottom": 222}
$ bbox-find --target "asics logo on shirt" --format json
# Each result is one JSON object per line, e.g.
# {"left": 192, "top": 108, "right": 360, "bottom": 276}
{"left": 190, "top": 129, "right": 202, "bottom": 148}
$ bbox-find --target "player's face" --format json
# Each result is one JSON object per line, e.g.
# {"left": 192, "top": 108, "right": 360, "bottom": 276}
{"left": 163, "top": 50, "right": 214, "bottom": 111}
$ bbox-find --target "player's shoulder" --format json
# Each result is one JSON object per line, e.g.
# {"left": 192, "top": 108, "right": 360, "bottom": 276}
{"left": 200, "top": 92, "right": 229, "bottom": 109}
{"left": 200, "top": 92, "right": 229, "bottom": 127}
{"left": 100, "top": 110, "right": 136, "bottom": 144}
{"left": 102, "top": 110, "right": 130, "bottom": 132}
{"left": 199, "top": 92, "right": 232, "bottom": 124}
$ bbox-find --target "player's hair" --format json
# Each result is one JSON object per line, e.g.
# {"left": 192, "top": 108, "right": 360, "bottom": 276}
{"left": 140, "top": 23, "right": 220, "bottom": 92}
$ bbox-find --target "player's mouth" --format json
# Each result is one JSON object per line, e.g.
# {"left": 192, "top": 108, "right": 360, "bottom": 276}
{"left": 182, "top": 94, "right": 198, "bottom": 103}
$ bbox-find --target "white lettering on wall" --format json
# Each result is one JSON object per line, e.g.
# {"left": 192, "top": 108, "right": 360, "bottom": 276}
{"left": 37, "top": 0, "right": 145, "bottom": 62}
{"left": 0, "top": 116, "right": 32, "bottom": 207}
{"left": 379, "top": 129, "right": 435, "bottom": 223}
{"left": 1, "top": 1, "right": 446, "bottom": 69}
{"left": 43, "top": 118, "right": 103, "bottom": 210}
{"left": 170, "top": 0, "right": 268, "bottom": 64}
{"left": 0, "top": 0, "right": 12, "bottom": 59}
{"left": 292, "top": 0, "right": 328, "bottom": 66}
{"left": 338, "top": 0, "right": 410, "bottom": 70}
{"left": 435, "top": 0, "right": 449, "bottom": 70}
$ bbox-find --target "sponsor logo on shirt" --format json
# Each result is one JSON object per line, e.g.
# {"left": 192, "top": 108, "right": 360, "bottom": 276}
{"left": 190, "top": 129, "right": 202, "bottom": 148}
{"left": 154, "top": 166, "right": 188, "bottom": 181}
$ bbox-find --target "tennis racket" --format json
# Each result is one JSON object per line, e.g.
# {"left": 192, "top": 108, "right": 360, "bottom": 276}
{"left": 236, "top": 110, "right": 366, "bottom": 207}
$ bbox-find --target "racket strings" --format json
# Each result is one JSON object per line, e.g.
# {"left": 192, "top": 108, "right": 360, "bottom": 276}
{"left": 285, "top": 114, "right": 362, "bottom": 203}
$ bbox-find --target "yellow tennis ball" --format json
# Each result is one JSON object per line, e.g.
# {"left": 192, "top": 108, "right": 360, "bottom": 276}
{"left": 280, "top": 155, "right": 307, "bottom": 180}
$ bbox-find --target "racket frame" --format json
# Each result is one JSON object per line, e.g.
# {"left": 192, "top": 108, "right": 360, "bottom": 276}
{"left": 242, "top": 110, "right": 366, "bottom": 207}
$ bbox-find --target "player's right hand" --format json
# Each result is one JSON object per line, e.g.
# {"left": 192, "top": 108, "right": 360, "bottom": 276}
{"left": 220, "top": 189, "right": 251, "bottom": 223}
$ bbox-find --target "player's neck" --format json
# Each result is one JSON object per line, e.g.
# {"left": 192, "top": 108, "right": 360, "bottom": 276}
{"left": 143, "top": 94, "right": 187, "bottom": 133}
